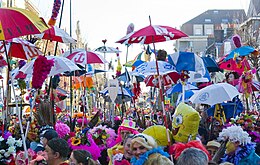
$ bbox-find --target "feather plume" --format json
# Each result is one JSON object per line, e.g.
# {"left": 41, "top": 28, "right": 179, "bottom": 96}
{"left": 232, "top": 35, "right": 242, "bottom": 48}
{"left": 126, "top": 23, "right": 134, "bottom": 35}
{"left": 33, "top": 99, "right": 54, "bottom": 126}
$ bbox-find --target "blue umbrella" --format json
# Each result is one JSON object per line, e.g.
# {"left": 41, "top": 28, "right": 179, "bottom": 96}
{"left": 176, "top": 90, "right": 196, "bottom": 105}
{"left": 224, "top": 46, "right": 255, "bottom": 61}
{"left": 206, "top": 98, "right": 243, "bottom": 119}
{"left": 166, "top": 82, "right": 197, "bottom": 97}
{"left": 201, "top": 56, "right": 221, "bottom": 72}
{"left": 168, "top": 51, "right": 206, "bottom": 73}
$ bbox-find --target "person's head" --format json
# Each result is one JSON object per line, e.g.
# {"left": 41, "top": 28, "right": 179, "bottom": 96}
{"left": 176, "top": 147, "right": 209, "bottom": 165}
{"left": 206, "top": 140, "right": 221, "bottom": 158}
{"left": 115, "top": 120, "right": 138, "bottom": 144}
{"left": 225, "top": 72, "right": 239, "bottom": 83}
{"left": 123, "top": 134, "right": 134, "bottom": 159}
{"left": 219, "top": 125, "right": 251, "bottom": 155}
{"left": 41, "top": 129, "right": 58, "bottom": 147}
{"left": 45, "top": 138, "right": 70, "bottom": 165}
{"left": 131, "top": 133, "right": 157, "bottom": 159}
{"left": 70, "top": 149, "right": 97, "bottom": 165}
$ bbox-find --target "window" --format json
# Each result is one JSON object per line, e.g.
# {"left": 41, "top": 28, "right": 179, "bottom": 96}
{"left": 222, "top": 19, "right": 229, "bottom": 23}
{"left": 205, "top": 19, "right": 211, "bottom": 23}
{"left": 204, "top": 24, "right": 214, "bottom": 35}
{"left": 213, "top": 10, "right": 219, "bottom": 14}
{"left": 194, "top": 24, "right": 203, "bottom": 35}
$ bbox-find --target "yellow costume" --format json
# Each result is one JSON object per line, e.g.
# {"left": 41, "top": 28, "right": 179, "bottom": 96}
{"left": 172, "top": 103, "right": 200, "bottom": 143}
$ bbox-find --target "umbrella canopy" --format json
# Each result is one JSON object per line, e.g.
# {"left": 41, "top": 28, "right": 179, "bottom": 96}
{"left": 34, "top": 26, "right": 76, "bottom": 44}
{"left": 176, "top": 90, "right": 196, "bottom": 105}
{"left": 189, "top": 83, "right": 239, "bottom": 106}
{"left": 188, "top": 71, "right": 210, "bottom": 83}
{"left": 63, "top": 49, "right": 107, "bottom": 66}
{"left": 19, "top": 55, "right": 80, "bottom": 76}
{"left": 201, "top": 56, "right": 221, "bottom": 72}
{"left": 116, "top": 25, "right": 188, "bottom": 44}
{"left": 94, "top": 46, "right": 121, "bottom": 53}
{"left": 166, "top": 83, "right": 198, "bottom": 96}
{"left": 252, "top": 81, "right": 260, "bottom": 91}
{"left": 0, "top": 7, "right": 49, "bottom": 40}
{"left": 144, "top": 71, "right": 180, "bottom": 87}
{"left": 0, "top": 38, "right": 43, "bottom": 60}
{"left": 224, "top": 46, "right": 255, "bottom": 61}
{"left": 168, "top": 51, "right": 206, "bottom": 74}
{"left": 99, "top": 87, "right": 133, "bottom": 104}
{"left": 132, "top": 61, "right": 175, "bottom": 76}
{"left": 218, "top": 54, "right": 250, "bottom": 73}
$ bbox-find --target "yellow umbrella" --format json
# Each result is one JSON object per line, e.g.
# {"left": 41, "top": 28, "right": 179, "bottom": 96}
{"left": 143, "top": 125, "right": 173, "bottom": 146}
{"left": 0, "top": 7, "right": 49, "bottom": 40}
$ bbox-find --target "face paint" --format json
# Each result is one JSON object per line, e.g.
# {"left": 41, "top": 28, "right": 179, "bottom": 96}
{"left": 172, "top": 103, "right": 200, "bottom": 143}
{"left": 226, "top": 141, "right": 236, "bottom": 154}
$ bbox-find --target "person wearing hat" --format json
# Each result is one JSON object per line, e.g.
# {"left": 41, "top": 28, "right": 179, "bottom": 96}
{"left": 32, "top": 129, "right": 58, "bottom": 152}
{"left": 130, "top": 133, "right": 173, "bottom": 165}
{"left": 219, "top": 125, "right": 260, "bottom": 165}
{"left": 41, "top": 129, "right": 59, "bottom": 147}
{"left": 206, "top": 140, "right": 221, "bottom": 158}
{"left": 107, "top": 119, "right": 139, "bottom": 165}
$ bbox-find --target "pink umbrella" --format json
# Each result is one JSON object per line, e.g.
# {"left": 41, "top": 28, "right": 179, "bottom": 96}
{"left": 116, "top": 25, "right": 188, "bottom": 44}
{"left": 35, "top": 26, "right": 76, "bottom": 44}
{"left": 64, "top": 49, "right": 107, "bottom": 66}
{"left": 218, "top": 54, "right": 250, "bottom": 74}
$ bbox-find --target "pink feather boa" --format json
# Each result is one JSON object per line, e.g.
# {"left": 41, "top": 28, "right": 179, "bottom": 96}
{"left": 68, "top": 133, "right": 101, "bottom": 160}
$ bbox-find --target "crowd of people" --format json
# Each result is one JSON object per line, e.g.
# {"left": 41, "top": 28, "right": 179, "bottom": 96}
{"left": 1, "top": 99, "right": 259, "bottom": 165}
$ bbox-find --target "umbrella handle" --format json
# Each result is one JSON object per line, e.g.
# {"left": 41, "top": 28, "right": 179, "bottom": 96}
{"left": 10, "top": 76, "right": 28, "bottom": 158}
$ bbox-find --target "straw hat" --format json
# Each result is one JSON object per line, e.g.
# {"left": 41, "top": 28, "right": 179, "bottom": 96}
{"left": 206, "top": 140, "right": 221, "bottom": 148}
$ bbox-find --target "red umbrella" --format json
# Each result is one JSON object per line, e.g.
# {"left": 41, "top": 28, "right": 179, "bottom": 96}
{"left": 0, "top": 38, "right": 43, "bottom": 60}
{"left": 63, "top": 49, "right": 107, "bottom": 66}
{"left": 35, "top": 26, "right": 76, "bottom": 44}
{"left": 116, "top": 25, "right": 188, "bottom": 44}
{"left": 144, "top": 71, "right": 180, "bottom": 88}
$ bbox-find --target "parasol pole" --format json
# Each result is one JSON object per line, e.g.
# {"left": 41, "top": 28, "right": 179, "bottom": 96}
{"left": 1, "top": 79, "right": 5, "bottom": 137}
{"left": 3, "top": 41, "right": 28, "bottom": 158}
{"left": 149, "top": 16, "right": 171, "bottom": 148}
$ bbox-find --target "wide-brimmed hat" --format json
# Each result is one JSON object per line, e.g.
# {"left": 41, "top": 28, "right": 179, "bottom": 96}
{"left": 120, "top": 119, "right": 136, "bottom": 130}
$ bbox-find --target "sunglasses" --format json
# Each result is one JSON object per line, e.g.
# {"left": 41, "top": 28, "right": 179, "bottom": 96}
{"left": 133, "top": 134, "right": 148, "bottom": 142}
{"left": 132, "top": 145, "right": 146, "bottom": 151}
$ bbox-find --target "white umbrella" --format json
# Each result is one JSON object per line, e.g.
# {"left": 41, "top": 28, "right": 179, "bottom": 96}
{"left": 189, "top": 83, "right": 239, "bottom": 106}
{"left": 19, "top": 55, "right": 81, "bottom": 76}
{"left": 94, "top": 46, "right": 121, "bottom": 53}
{"left": 132, "top": 60, "right": 175, "bottom": 76}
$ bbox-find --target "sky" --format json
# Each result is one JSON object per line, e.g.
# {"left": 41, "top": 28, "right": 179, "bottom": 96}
{"left": 30, "top": 0, "right": 250, "bottom": 64}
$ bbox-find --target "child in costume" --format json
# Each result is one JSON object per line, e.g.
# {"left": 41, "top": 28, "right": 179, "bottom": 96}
{"left": 107, "top": 119, "right": 138, "bottom": 165}
{"left": 219, "top": 125, "right": 260, "bottom": 165}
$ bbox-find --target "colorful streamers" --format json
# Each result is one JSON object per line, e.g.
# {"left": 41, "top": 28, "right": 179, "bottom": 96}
{"left": 48, "top": 0, "right": 62, "bottom": 26}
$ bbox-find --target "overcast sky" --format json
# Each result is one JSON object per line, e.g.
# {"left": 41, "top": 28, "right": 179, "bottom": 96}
{"left": 31, "top": 0, "right": 250, "bottom": 63}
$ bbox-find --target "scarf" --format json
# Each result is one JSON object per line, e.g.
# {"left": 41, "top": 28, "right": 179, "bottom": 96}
{"left": 130, "top": 147, "right": 169, "bottom": 165}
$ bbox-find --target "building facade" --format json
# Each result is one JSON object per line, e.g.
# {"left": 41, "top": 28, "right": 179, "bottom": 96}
{"left": 176, "top": 9, "right": 247, "bottom": 58}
